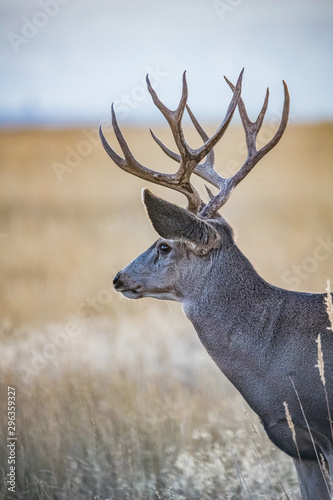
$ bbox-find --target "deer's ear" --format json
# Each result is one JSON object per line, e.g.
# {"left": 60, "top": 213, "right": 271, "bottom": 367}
{"left": 142, "top": 189, "right": 220, "bottom": 251}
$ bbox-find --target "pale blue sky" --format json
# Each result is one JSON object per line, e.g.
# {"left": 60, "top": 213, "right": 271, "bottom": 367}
{"left": 1, "top": 0, "right": 333, "bottom": 126}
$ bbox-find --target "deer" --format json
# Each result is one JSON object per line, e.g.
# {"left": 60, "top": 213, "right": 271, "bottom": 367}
{"left": 99, "top": 69, "right": 333, "bottom": 499}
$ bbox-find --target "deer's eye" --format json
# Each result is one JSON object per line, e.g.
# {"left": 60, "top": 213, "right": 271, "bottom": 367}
{"left": 158, "top": 243, "right": 171, "bottom": 255}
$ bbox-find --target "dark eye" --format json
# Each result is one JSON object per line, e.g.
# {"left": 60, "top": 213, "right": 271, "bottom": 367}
{"left": 158, "top": 243, "right": 171, "bottom": 255}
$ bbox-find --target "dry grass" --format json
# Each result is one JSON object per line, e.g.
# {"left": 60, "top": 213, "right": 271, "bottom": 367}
{"left": 0, "top": 123, "right": 332, "bottom": 498}
{"left": 1, "top": 317, "right": 299, "bottom": 499}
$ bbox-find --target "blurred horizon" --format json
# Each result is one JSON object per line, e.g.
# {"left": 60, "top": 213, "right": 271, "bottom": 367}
{"left": 1, "top": 0, "right": 333, "bottom": 128}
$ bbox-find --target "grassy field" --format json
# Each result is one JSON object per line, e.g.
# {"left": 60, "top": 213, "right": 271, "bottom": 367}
{"left": 0, "top": 123, "right": 332, "bottom": 499}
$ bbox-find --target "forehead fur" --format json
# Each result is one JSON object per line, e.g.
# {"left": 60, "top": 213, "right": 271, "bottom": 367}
{"left": 143, "top": 189, "right": 234, "bottom": 254}
{"left": 159, "top": 216, "right": 234, "bottom": 256}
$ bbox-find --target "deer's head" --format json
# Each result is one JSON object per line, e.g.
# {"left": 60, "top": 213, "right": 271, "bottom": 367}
{"left": 100, "top": 70, "right": 289, "bottom": 302}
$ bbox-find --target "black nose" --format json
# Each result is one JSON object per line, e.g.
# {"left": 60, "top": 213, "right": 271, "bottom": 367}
{"left": 113, "top": 272, "right": 122, "bottom": 289}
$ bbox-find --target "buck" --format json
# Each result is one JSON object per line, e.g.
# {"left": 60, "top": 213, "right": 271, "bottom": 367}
{"left": 100, "top": 70, "right": 333, "bottom": 499}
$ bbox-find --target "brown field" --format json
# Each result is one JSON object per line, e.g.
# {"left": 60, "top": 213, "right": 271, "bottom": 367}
{"left": 0, "top": 123, "right": 332, "bottom": 499}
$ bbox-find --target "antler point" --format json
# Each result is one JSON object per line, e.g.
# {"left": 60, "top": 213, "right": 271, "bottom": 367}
{"left": 146, "top": 74, "right": 152, "bottom": 89}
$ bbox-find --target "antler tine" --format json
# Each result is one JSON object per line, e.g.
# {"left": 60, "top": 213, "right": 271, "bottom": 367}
{"left": 200, "top": 79, "right": 290, "bottom": 218}
{"left": 226, "top": 79, "right": 289, "bottom": 178}
{"left": 146, "top": 71, "right": 188, "bottom": 123}
{"left": 259, "top": 81, "right": 289, "bottom": 156}
{"left": 150, "top": 104, "right": 218, "bottom": 186}
{"left": 191, "top": 68, "right": 244, "bottom": 164}
{"left": 174, "top": 70, "right": 243, "bottom": 192}
{"left": 224, "top": 76, "right": 270, "bottom": 151}
{"left": 99, "top": 104, "right": 160, "bottom": 178}
{"left": 186, "top": 104, "right": 215, "bottom": 172}
{"left": 149, "top": 128, "right": 181, "bottom": 163}
{"left": 99, "top": 102, "right": 202, "bottom": 214}
{"left": 148, "top": 69, "right": 244, "bottom": 190}
{"left": 146, "top": 71, "right": 189, "bottom": 158}
{"left": 186, "top": 104, "right": 223, "bottom": 190}
{"left": 148, "top": 102, "right": 218, "bottom": 169}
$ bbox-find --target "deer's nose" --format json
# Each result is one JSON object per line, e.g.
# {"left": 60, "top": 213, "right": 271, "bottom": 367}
{"left": 113, "top": 272, "right": 122, "bottom": 289}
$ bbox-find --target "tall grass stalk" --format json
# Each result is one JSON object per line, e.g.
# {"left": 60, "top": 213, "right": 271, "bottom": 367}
{"left": 221, "top": 429, "right": 252, "bottom": 498}
{"left": 325, "top": 279, "right": 333, "bottom": 331}
{"left": 243, "top": 409, "right": 291, "bottom": 500}
{"left": 316, "top": 334, "right": 333, "bottom": 440}
{"left": 314, "top": 279, "right": 333, "bottom": 442}
{"left": 288, "top": 377, "right": 331, "bottom": 496}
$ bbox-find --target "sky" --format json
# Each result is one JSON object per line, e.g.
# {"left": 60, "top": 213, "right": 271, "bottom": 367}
{"left": 1, "top": 0, "right": 333, "bottom": 127}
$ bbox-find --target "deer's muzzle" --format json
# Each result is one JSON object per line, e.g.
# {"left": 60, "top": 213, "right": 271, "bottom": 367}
{"left": 112, "top": 271, "right": 142, "bottom": 299}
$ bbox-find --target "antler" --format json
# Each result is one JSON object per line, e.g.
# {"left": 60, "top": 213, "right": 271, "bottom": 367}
{"left": 100, "top": 70, "right": 289, "bottom": 218}
{"left": 99, "top": 70, "right": 244, "bottom": 214}
{"left": 198, "top": 77, "right": 290, "bottom": 218}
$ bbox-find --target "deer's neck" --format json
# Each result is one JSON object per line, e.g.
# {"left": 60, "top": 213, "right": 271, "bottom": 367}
{"left": 183, "top": 242, "right": 277, "bottom": 323}
{"left": 182, "top": 243, "right": 285, "bottom": 417}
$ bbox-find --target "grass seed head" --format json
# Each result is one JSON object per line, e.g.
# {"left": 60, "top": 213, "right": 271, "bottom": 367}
{"left": 325, "top": 279, "right": 333, "bottom": 331}
{"left": 283, "top": 401, "right": 296, "bottom": 445}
